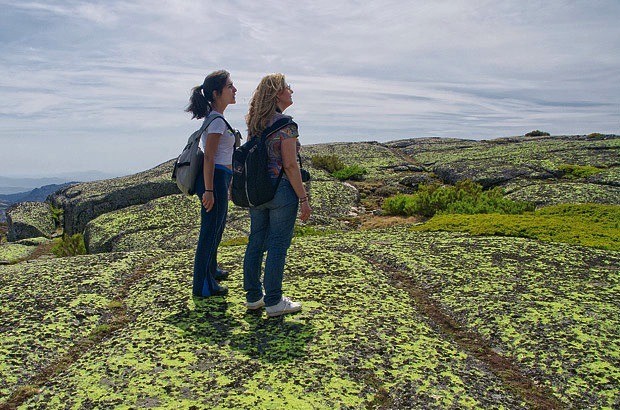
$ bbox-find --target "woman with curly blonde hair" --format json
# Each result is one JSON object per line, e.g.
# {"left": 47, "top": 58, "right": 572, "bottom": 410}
{"left": 243, "top": 73, "right": 312, "bottom": 317}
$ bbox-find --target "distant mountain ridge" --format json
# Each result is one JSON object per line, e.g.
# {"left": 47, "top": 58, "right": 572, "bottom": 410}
{"left": 0, "top": 183, "right": 76, "bottom": 223}
{"left": 0, "top": 171, "right": 120, "bottom": 195}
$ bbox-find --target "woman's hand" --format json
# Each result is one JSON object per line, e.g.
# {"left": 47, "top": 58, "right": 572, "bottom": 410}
{"left": 299, "top": 200, "right": 312, "bottom": 222}
{"left": 202, "top": 191, "right": 214, "bottom": 212}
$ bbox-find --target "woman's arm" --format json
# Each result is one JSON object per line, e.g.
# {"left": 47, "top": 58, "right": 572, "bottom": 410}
{"left": 202, "top": 133, "right": 221, "bottom": 212}
{"left": 281, "top": 137, "right": 311, "bottom": 221}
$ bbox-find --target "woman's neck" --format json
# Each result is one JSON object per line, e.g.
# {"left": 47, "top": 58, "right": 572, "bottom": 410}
{"left": 212, "top": 102, "right": 227, "bottom": 114}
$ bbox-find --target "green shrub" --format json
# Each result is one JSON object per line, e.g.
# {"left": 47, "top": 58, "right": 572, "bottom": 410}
{"left": 412, "top": 204, "right": 620, "bottom": 250}
{"left": 311, "top": 154, "right": 345, "bottom": 174}
{"left": 332, "top": 165, "right": 368, "bottom": 181}
{"left": 525, "top": 130, "right": 550, "bottom": 137}
{"left": 49, "top": 204, "right": 63, "bottom": 226}
{"left": 587, "top": 132, "right": 604, "bottom": 138}
{"left": 51, "top": 233, "right": 86, "bottom": 257}
{"left": 383, "top": 180, "right": 533, "bottom": 217}
{"left": 557, "top": 164, "right": 603, "bottom": 179}
{"left": 294, "top": 225, "right": 337, "bottom": 237}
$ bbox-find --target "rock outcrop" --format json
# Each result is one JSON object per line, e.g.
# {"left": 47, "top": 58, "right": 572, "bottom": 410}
{"left": 84, "top": 179, "right": 360, "bottom": 254}
{"left": 6, "top": 202, "right": 55, "bottom": 242}
{"left": 49, "top": 159, "right": 180, "bottom": 235}
{"left": 385, "top": 134, "right": 620, "bottom": 205}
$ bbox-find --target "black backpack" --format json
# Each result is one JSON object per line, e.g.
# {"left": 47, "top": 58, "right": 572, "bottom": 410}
{"left": 231, "top": 118, "right": 294, "bottom": 207}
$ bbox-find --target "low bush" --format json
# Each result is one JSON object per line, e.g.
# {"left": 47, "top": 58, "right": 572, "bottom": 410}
{"left": 49, "top": 204, "right": 63, "bottom": 226}
{"left": 383, "top": 180, "right": 533, "bottom": 217}
{"left": 310, "top": 154, "right": 368, "bottom": 181}
{"left": 311, "top": 154, "right": 345, "bottom": 174}
{"left": 587, "top": 132, "right": 604, "bottom": 138}
{"left": 51, "top": 233, "right": 86, "bottom": 257}
{"left": 332, "top": 165, "right": 368, "bottom": 181}
{"left": 557, "top": 164, "right": 603, "bottom": 179}
{"left": 525, "top": 130, "right": 550, "bottom": 137}
{"left": 294, "top": 225, "right": 338, "bottom": 237}
{"left": 412, "top": 204, "right": 620, "bottom": 250}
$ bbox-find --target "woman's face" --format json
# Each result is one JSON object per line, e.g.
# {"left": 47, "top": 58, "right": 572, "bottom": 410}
{"left": 216, "top": 77, "right": 237, "bottom": 105}
{"left": 276, "top": 82, "right": 293, "bottom": 110}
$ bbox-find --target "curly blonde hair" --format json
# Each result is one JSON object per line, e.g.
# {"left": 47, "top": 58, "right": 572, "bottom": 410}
{"left": 246, "top": 73, "right": 287, "bottom": 139}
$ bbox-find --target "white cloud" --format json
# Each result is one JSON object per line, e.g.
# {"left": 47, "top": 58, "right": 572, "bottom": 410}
{"left": 0, "top": 0, "right": 618, "bottom": 176}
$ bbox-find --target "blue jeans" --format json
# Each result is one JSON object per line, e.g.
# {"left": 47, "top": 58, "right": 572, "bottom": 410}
{"left": 243, "top": 178, "right": 299, "bottom": 307}
{"left": 193, "top": 168, "right": 231, "bottom": 297}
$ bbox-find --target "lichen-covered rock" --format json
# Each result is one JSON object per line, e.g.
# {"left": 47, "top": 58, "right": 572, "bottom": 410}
{"left": 303, "top": 141, "right": 408, "bottom": 180}
{"left": 49, "top": 159, "right": 180, "bottom": 235}
{"left": 84, "top": 179, "right": 359, "bottom": 254}
{"left": 4, "top": 230, "right": 618, "bottom": 408}
{"left": 6, "top": 202, "right": 55, "bottom": 242}
{"left": 84, "top": 194, "right": 219, "bottom": 253}
{"left": 386, "top": 135, "right": 620, "bottom": 205}
{"left": 398, "top": 173, "right": 436, "bottom": 189}
{"left": 0, "top": 237, "right": 51, "bottom": 264}
{"left": 504, "top": 181, "right": 620, "bottom": 206}
{"left": 0, "top": 250, "right": 162, "bottom": 398}
{"left": 0, "top": 243, "right": 34, "bottom": 264}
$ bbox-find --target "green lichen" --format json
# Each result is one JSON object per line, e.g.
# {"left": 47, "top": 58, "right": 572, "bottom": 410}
{"left": 10, "top": 242, "right": 526, "bottom": 409}
{"left": 0, "top": 242, "right": 36, "bottom": 264}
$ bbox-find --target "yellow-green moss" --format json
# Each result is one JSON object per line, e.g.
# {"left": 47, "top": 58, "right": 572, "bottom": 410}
{"left": 412, "top": 203, "right": 620, "bottom": 250}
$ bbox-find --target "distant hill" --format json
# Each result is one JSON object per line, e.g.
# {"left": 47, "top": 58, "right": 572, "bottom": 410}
{"left": 0, "top": 183, "right": 76, "bottom": 223}
{"left": 0, "top": 171, "right": 120, "bottom": 195}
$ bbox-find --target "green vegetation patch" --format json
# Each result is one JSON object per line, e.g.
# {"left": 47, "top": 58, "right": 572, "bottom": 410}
{"left": 310, "top": 154, "right": 345, "bottom": 174}
{"left": 332, "top": 165, "right": 368, "bottom": 181}
{"left": 51, "top": 233, "right": 87, "bottom": 257}
{"left": 304, "top": 142, "right": 405, "bottom": 180}
{"left": 557, "top": 164, "right": 603, "bottom": 179}
{"left": 384, "top": 180, "right": 534, "bottom": 217}
{"left": 412, "top": 204, "right": 620, "bottom": 250}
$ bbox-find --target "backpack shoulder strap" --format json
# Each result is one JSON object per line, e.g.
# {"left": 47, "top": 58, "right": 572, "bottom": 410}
{"left": 260, "top": 117, "right": 296, "bottom": 142}
{"left": 191, "top": 113, "right": 236, "bottom": 143}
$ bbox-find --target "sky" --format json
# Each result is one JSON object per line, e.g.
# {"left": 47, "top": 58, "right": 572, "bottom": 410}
{"left": 1, "top": 0, "right": 619, "bottom": 178}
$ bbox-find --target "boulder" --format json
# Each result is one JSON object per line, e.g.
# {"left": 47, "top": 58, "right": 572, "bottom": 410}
{"left": 49, "top": 159, "right": 180, "bottom": 235}
{"left": 6, "top": 202, "right": 55, "bottom": 241}
{"left": 398, "top": 173, "right": 435, "bottom": 189}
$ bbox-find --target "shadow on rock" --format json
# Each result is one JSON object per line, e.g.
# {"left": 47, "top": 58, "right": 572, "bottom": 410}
{"left": 165, "top": 298, "right": 315, "bottom": 364}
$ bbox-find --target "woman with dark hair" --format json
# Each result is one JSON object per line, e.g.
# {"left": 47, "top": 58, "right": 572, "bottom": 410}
{"left": 243, "top": 73, "right": 312, "bottom": 317}
{"left": 186, "top": 70, "right": 237, "bottom": 297}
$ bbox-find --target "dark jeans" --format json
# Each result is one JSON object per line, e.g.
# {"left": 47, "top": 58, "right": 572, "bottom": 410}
{"left": 243, "top": 179, "right": 299, "bottom": 307}
{"left": 193, "top": 168, "right": 231, "bottom": 297}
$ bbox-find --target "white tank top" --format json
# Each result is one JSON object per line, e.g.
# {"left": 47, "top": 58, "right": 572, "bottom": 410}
{"left": 200, "top": 112, "right": 235, "bottom": 166}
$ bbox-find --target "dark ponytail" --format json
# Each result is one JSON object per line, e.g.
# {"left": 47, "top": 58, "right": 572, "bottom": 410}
{"left": 185, "top": 69, "right": 230, "bottom": 119}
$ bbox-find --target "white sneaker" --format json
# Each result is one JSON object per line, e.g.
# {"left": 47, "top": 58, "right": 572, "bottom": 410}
{"left": 245, "top": 296, "right": 265, "bottom": 310}
{"left": 265, "top": 296, "right": 302, "bottom": 317}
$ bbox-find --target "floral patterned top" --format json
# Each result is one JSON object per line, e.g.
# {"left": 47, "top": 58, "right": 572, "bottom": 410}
{"left": 264, "top": 113, "right": 301, "bottom": 178}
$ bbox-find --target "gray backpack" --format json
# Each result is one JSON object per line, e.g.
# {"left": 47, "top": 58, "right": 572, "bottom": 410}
{"left": 172, "top": 113, "right": 236, "bottom": 195}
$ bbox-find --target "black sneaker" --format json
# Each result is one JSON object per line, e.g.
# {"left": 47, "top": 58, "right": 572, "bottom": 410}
{"left": 212, "top": 284, "right": 228, "bottom": 297}
{"left": 214, "top": 268, "right": 229, "bottom": 281}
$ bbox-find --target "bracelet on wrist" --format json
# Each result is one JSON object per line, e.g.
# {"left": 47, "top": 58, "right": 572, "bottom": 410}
{"left": 205, "top": 189, "right": 214, "bottom": 192}
{"left": 299, "top": 196, "right": 308, "bottom": 203}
